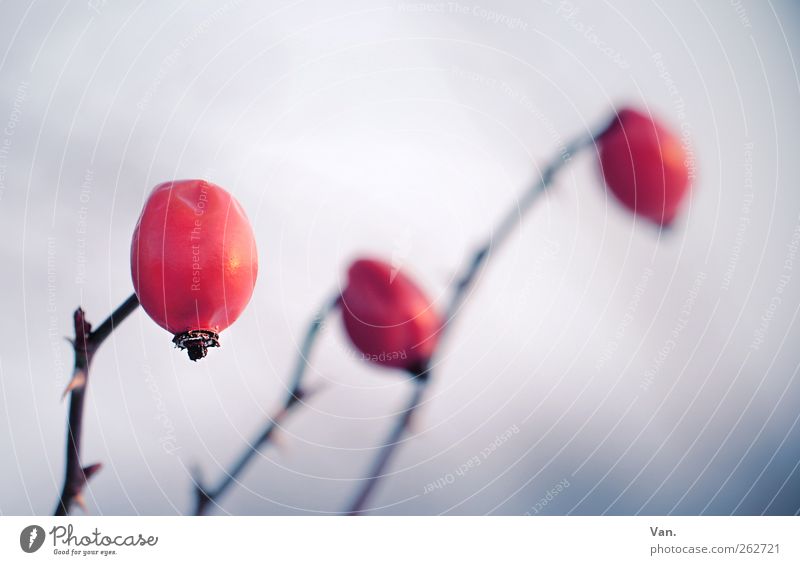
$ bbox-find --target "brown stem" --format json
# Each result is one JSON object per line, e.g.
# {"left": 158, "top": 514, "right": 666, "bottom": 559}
{"left": 54, "top": 293, "right": 140, "bottom": 516}
{"left": 346, "top": 130, "right": 597, "bottom": 515}
{"left": 193, "top": 294, "right": 340, "bottom": 515}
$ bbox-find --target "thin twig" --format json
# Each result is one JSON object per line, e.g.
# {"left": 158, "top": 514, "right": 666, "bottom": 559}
{"left": 346, "top": 130, "right": 597, "bottom": 515}
{"left": 442, "top": 131, "right": 598, "bottom": 327}
{"left": 54, "top": 293, "right": 140, "bottom": 516}
{"left": 345, "top": 374, "right": 427, "bottom": 515}
{"left": 193, "top": 293, "right": 340, "bottom": 515}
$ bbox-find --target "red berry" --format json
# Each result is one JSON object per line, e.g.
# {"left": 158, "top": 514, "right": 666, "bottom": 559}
{"left": 340, "top": 258, "right": 441, "bottom": 374}
{"left": 597, "top": 108, "right": 691, "bottom": 226}
{"left": 131, "top": 180, "right": 258, "bottom": 360}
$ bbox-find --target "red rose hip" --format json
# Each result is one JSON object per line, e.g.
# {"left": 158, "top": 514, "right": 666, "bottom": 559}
{"left": 131, "top": 180, "right": 258, "bottom": 360}
{"left": 340, "top": 258, "right": 441, "bottom": 375}
{"left": 597, "top": 107, "right": 691, "bottom": 226}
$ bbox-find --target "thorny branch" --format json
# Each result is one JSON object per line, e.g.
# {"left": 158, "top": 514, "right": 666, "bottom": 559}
{"left": 54, "top": 293, "right": 140, "bottom": 516}
{"left": 193, "top": 293, "right": 341, "bottom": 515}
{"left": 345, "top": 131, "right": 598, "bottom": 515}
{"left": 50, "top": 130, "right": 599, "bottom": 516}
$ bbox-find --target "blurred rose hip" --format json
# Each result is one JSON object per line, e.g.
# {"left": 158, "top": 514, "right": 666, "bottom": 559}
{"left": 340, "top": 258, "right": 441, "bottom": 375}
{"left": 131, "top": 179, "right": 258, "bottom": 360}
{"left": 597, "top": 107, "right": 691, "bottom": 226}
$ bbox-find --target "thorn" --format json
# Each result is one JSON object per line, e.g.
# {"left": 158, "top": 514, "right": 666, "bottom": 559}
{"left": 269, "top": 383, "right": 327, "bottom": 453}
{"left": 286, "top": 391, "right": 303, "bottom": 409}
{"left": 83, "top": 463, "right": 102, "bottom": 481}
{"left": 406, "top": 409, "right": 421, "bottom": 435}
{"left": 303, "top": 381, "right": 328, "bottom": 400}
{"left": 73, "top": 307, "right": 92, "bottom": 338}
{"left": 62, "top": 369, "right": 87, "bottom": 400}
{"left": 73, "top": 493, "right": 87, "bottom": 513}
{"left": 269, "top": 428, "right": 287, "bottom": 452}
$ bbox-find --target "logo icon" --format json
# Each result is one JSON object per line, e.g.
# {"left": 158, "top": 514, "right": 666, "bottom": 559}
{"left": 20, "top": 525, "right": 45, "bottom": 553}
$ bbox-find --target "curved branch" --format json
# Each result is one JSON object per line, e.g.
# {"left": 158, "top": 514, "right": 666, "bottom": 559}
{"left": 345, "top": 130, "right": 597, "bottom": 515}
{"left": 346, "top": 373, "right": 427, "bottom": 515}
{"left": 54, "top": 293, "right": 140, "bottom": 516}
{"left": 193, "top": 293, "right": 340, "bottom": 515}
{"left": 442, "top": 131, "right": 597, "bottom": 328}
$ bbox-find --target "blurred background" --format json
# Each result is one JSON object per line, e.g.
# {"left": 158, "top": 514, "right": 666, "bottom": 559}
{"left": 1, "top": 0, "right": 799, "bottom": 515}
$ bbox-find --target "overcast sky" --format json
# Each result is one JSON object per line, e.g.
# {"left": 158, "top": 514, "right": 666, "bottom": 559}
{"left": 1, "top": 0, "right": 799, "bottom": 515}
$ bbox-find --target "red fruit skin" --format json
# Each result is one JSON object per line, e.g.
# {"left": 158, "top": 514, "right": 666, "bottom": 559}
{"left": 341, "top": 259, "right": 441, "bottom": 373}
{"left": 597, "top": 108, "right": 691, "bottom": 226}
{"left": 131, "top": 179, "right": 258, "bottom": 337}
